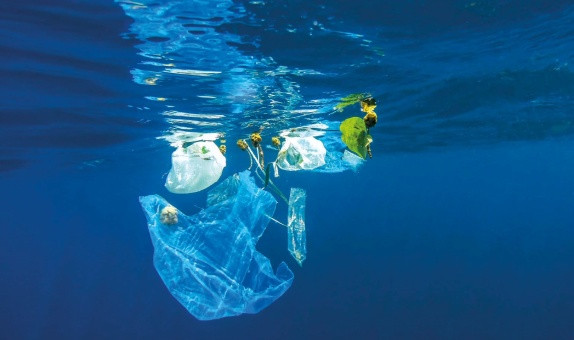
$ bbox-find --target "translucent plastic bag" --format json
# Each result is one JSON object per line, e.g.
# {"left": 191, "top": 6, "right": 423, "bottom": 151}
{"left": 165, "top": 141, "right": 226, "bottom": 194}
{"left": 275, "top": 136, "right": 326, "bottom": 171}
{"left": 140, "top": 171, "right": 294, "bottom": 320}
{"left": 277, "top": 122, "right": 364, "bottom": 173}
{"left": 314, "top": 134, "right": 364, "bottom": 173}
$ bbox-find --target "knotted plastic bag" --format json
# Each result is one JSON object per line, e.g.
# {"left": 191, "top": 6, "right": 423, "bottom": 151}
{"left": 140, "top": 171, "right": 294, "bottom": 320}
{"left": 165, "top": 141, "right": 226, "bottom": 194}
{"left": 275, "top": 136, "right": 326, "bottom": 171}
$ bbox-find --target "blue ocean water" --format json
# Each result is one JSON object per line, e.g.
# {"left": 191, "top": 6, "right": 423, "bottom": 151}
{"left": 1, "top": 0, "right": 574, "bottom": 338}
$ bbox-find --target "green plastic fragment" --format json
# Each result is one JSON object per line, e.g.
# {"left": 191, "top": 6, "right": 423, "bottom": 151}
{"left": 334, "top": 93, "right": 370, "bottom": 112}
{"left": 340, "top": 117, "right": 372, "bottom": 159}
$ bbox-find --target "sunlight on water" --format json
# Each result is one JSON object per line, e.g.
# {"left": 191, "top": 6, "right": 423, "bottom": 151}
{"left": 118, "top": 0, "right": 323, "bottom": 145}
{"left": 118, "top": 0, "right": 574, "bottom": 153}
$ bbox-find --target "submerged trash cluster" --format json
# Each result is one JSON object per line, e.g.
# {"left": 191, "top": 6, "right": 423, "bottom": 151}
{"left": 139, "top": 95, "right": 378, "bottom": 320}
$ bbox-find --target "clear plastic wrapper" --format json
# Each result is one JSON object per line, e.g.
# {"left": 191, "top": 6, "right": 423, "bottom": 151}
{"left": 287, "top": 188, "right": 307, "bottom": 266}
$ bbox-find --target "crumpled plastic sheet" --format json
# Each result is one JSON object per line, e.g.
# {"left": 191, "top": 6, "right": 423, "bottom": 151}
{"left": 140, "top": 171, "right": 294, "bottom": 320}
{"left": 165, "top": 141, "right": 226, "bottom": 194}
{"left": 276, "top": 136, "right": 327, "bottom": 171}
{"left": 287, "top": 188, "right": 307, "bottom": 266}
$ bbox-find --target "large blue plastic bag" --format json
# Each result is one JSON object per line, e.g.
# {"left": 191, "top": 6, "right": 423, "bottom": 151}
{"left": 140, "top": 171, "right": 294, "bottom": 320}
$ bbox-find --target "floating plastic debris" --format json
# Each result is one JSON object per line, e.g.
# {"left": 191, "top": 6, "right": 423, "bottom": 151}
{"left": 314, "top": 131, "right": 364, "bottom": 173}
{"left": 140, "top": 171, "right": 294, "bottom": 320}
{"left": 287, "top": 188, "right": 307, "bottom": 266}
{"left": 165, "top": 141, "right": 226, "bottom": 194}
{"left": 276, "top": 136, "right": 326, "bottom": 171}
{"left": 276, "top": 122, "right": 364, "bottom": 173}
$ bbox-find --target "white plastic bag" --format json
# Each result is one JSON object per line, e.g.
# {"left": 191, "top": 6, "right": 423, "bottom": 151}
{"left": 276, "top": 136, "right": 326, "bottom": 171}
{"left": 165, "top": 141, "right": 226, "bottom": 194}
{"left": 277, "top": 122, "right": 364, "bottom": 173}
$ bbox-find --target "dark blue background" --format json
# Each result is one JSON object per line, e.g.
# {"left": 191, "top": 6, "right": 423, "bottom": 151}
{"left": 1, "top": 0, "right": 574, "bottom": 338}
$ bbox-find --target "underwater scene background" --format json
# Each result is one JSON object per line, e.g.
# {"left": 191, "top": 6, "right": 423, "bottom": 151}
{"left": 1, "top": 0, "right": 574, "bottom": 338}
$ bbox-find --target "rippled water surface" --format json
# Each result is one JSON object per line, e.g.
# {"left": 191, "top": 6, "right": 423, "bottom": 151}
{"left": 1, "top": 0, "right": 574, "bottom": 338}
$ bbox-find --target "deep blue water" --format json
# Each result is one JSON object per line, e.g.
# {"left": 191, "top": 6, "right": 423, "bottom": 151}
{"left": 2, "top": 0, "right": 574, "bottom": 338}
